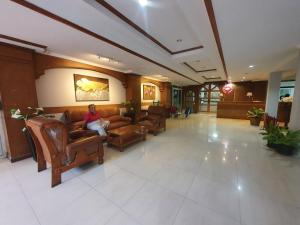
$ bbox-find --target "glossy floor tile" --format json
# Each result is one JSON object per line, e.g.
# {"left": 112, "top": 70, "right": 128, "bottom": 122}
{"left": 1, "top": 113, "right": 300, "bottom": 225}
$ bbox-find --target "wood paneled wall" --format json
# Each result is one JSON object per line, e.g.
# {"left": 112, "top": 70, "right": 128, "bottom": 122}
{"left": 34, "top": 53, "right": 127, "bottom": 86}
{"left": 0, "top": 43, "right": 38, "bottom": 161}
{"left": 220, "top": 81, "right": 268, "bottom": 102}
{"left": 126, "top": 75, "right": 172, "bottom": 110}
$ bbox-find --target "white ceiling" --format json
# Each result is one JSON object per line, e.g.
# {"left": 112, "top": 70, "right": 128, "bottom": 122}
{"left": 0, "top": 0, "right": 299, "bottom": 84}
{"left": 103, "top": 0, "right": 202, "bottom": 52}
{"left": 213, "top": 0, "right": 300, "bottom": 81}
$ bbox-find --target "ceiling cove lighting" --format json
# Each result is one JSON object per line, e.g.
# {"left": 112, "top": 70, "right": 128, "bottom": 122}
{"left": 139, "top": 0, "right": 149, "bottom": 7}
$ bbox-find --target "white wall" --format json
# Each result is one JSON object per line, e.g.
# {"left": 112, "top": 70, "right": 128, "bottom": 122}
{"left": 141, "top": 82, "right": 160, "bottom": 103}
{"left": 36, "top": 68, "right": 126, "bottom": 107}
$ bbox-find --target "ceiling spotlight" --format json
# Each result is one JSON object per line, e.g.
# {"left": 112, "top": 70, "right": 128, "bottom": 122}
{"left": 139, "top": 0, "right": 149, "bottom": 7}
{"left": 176, "top": 39, "right": 183, "bottom": 43}
{"left": 242, "top": 76, "right": 246, "bottom": 79}
{"left": 249, "top": 65, "right": 255, "bottom": 68}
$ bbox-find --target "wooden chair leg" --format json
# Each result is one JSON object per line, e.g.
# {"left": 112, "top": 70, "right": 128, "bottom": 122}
{"left": 98, "top": 144, "right": 104, "bottom": 164}
{"left": 51, "top": 167, "right": 61, "bottom": 188}
{"left": 37, "top": 156, "right": 47, "bottom": 172}
{"left": 98, "top": 156, "right": 104, "bottom": 164}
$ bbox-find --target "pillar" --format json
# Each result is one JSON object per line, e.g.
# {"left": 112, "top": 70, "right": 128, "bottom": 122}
{"left": 289, "top": 55, "right": 300, "bottom": 130}
{"left": 265, "top": 71, "right": 282, "bottom": 117}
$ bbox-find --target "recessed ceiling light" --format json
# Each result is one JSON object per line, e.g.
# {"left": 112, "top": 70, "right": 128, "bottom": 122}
{"left": 139, "top": 0, "right": 149, "bottom": 7}
{"left": 249, "top": 65, "right": 255, "bottom": 68}
{"left": 242, "top": 76, "right": 246, "bottom": 79}
{"left": 176, "top": 39, "right": 183, "bottom": 43}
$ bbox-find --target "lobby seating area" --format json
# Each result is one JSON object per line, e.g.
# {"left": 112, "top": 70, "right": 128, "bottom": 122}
{"left": 1, "top": 1, "right": 300, "bottom": 225}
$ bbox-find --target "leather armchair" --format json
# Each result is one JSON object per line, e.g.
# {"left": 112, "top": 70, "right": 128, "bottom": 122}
{"left": 26, "top": 117, "right": 104, "bottom": 187}
{"left": 138, "top": 106, "right": 166, "bottom": 135}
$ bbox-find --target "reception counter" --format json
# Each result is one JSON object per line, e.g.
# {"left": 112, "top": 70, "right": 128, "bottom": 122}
{"left": 217, "top": 101, "right": 265, "bottom": 119}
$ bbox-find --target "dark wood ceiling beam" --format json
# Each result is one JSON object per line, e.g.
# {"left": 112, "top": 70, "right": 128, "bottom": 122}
{"left": 184, "top": 62, "right": 217, "bottom": 73}
{"left": 0, "top": 34, "right": 47, "bottom": 50}
{"left": 10, "top": 0, "right": 200, "bottom": 84}
{"left": 204, "top": 0, "right": 228, "bottom": 79}
{"left": 95, "top": 0, "right": 203, "bottom": 55}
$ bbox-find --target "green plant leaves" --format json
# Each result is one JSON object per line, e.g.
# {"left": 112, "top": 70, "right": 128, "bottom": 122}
{"left": 247, "top": 107, "right": 264, "bottom": 118}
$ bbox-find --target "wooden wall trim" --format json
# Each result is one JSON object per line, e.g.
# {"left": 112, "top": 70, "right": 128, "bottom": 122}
{"left": 204, "top": 0, "right": 228, "bottom": 79}
{"left": 183, "top": 62, "right": 217, "bottom": 73}
{"left": 43, "top": 104, "right": 122, "bottom": 114}
{"left": 0, "top": 43, "right": 38, "bottom": 162}
{"left": 95, "top": 0, "right": 203, "bottom": 55}
{"left": 34, "top": 53, "right": 127, "bottom": 86}
{"left": 0, "top": 34, "right": 47, "bottom": 50}
{"left": 11, "top": 0, "right": 200, "bottom": 84}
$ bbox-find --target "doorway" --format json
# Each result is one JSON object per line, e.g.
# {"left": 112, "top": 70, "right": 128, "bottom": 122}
{"left": 172, "top": 87, "right": 182, "bottom": 110}
{"left": 199, "top": 83, "right": 221, "bottom": 113}
{"left": 185, "top": 90, "right": 195, "bottom": 112}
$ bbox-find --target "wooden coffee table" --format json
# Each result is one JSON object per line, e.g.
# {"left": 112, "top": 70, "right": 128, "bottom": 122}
{"left": 107, "top": 125, "right": 147, "bottom": 151}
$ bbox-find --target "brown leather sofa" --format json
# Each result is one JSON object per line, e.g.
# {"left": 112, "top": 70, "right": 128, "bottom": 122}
{"left": 64, "top": 108, "right": 131, "bottom": 137}
{"left": 138, "top": 106, "right": 166, "bottom": 135}
{"left": 26, "top": 117, "right": 104, "bottom": 187}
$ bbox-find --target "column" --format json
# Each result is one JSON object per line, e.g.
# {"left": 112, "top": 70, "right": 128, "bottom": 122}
{"left": 265, "top": 71, "right": 282, "bottom": 117}
{"left": 289, "top": 56, "right": 300, "bottom": 130}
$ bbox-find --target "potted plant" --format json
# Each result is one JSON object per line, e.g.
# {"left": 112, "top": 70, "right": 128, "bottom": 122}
{"left": 247, "top": 107, "right": 264, "bottom": 126}
{"left": 260, "top": 124, "right": 300, "bottom": 156}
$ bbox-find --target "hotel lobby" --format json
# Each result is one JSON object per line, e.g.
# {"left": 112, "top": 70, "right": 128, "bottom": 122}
{"left": 1, "top": 0, "right": 300, "bottom": 225}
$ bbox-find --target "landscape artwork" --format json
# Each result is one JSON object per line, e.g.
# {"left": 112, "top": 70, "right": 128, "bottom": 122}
{"left": 74, "top": 74, "right": 109, "bottom": 101}
{"left": 143, "top": 84, "right": 156, "bottom": 100}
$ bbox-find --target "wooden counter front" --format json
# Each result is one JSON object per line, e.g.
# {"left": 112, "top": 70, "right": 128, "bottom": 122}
{"left": 217, "top": 101, "right": 265, "bottom": 119}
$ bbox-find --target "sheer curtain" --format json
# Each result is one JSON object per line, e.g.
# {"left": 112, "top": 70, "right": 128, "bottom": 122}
{"left": 0, "top": 110, "right": 8, "bottom": 158}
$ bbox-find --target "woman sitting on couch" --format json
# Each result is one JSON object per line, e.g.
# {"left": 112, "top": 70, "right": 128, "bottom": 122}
{"left": 83, "top": 104, "right": 110, "bottom": 136}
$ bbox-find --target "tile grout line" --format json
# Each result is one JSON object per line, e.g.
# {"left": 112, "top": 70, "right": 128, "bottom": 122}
{"left": 11, "top": 168, "right": 43, "bottom": 225}
{"left": 77, "top": 170, "right": 146, "bottom": 225}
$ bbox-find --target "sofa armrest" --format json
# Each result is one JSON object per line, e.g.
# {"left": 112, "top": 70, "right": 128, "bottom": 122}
{"left": 69, "top": 129, "right": 98, "bottom": 140}
{"left": 120, "top": 116, "right": 132, "bottom": 122}
{"left": 67, "top": 135, "right": 103, "bottom": 150}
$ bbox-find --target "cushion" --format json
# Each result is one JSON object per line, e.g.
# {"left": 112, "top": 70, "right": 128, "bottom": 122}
{"left": 108, "top": 121, "right": 130, "bottom": 130}
{"left": 71, "top": 121, "right": 85, "bottom": 130}
{"left": 107, "top": 115, "right": 123, "bottom": 123}
{"left": 70, "top": 111, "right": 86, "bottom": 123}
{"left": 147, "top": 114, "right": 161, "bottom": 121}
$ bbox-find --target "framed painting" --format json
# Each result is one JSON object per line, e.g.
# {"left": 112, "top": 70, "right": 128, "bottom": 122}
{"left": 73, "top": 74, "right": 109, "bottom": 101}
{"left": 143, "top": 84, "right": 156, "bottom": 100}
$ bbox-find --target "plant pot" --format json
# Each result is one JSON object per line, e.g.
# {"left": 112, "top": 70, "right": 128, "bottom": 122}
{"left": 270, "top": 143, "right": 295, "bottom": 156}
{"left": 267, "top": 142, "right": 276, "bottom": 149}
{"left": 249, "top": 116, "right": 261, "bottom": 126}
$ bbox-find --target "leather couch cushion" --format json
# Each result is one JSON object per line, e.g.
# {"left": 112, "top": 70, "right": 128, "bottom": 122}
{"left": 98, "top": 108, "right": 119, "bottom": 118}
{"left": 147, "top": 114, "right": 161, "bottom": 121}
{"left": 108, "top": 121, "right": 130, "bottom": 130}
{"left": 107, "top": 115, "right": 123, "bottom": 122}
{"left": 70, "top": 111, "right": 86, "bottom": 123}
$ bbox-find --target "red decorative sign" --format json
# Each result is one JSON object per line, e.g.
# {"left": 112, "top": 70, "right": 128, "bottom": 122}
{"left": 222, "top": 83, "right": 233, "bottom": 94}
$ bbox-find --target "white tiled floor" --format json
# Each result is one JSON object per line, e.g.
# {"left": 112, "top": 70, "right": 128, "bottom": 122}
{"left": 1, "top": 113, "right": 300, "bottom": 225}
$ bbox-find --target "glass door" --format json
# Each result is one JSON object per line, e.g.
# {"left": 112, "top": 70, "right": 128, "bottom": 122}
{"left": 199, "top": 85, "right": 209, "bottom": 112}
{"left": 172, "top": 87, "right": 182, "bottom": 111}
{"left": 199, "top": 83, "right": 220, "bottom": 112}
{"left": 209, "top": 84, "right": 220, "bottom": 112}
{"left": 185, "top": 90, "right": 195, "bottom": 112}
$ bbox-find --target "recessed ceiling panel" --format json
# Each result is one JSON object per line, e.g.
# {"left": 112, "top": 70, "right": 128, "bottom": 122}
{"left": 103, "top": 0, "right": 203, "bottom": 53}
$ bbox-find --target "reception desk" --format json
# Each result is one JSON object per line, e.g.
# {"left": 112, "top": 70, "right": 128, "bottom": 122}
{"left": 217, "top": 101, "right": 265, "bottom": 119}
